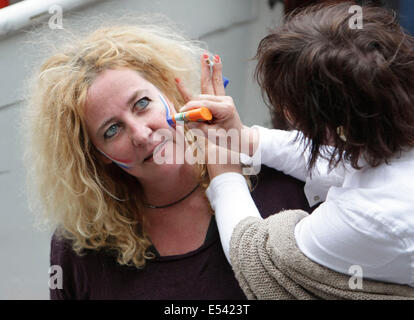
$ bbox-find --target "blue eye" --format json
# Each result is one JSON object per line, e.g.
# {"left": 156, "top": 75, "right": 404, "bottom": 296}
{"left": 104, "top": 124, "right": 119, "bottom": 139}
{"left": 134, "top": 97, "right": 151, "bottom": 111}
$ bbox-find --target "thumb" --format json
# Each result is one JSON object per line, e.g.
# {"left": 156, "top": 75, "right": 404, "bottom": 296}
{"left": 186, "top": 122, "right": 210, "bottom": 137}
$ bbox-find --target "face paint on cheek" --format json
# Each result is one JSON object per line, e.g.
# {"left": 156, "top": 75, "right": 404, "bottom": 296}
{"left": 97, "top": 148, "right": 134, "bottom": 170}
{"left": 159, "top": 94, "right": 176, "bottom": 128}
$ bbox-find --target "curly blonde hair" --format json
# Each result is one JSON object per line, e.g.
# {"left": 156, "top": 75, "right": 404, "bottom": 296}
{"left": 23, "top": 23, "right": 209, "bottom": 268}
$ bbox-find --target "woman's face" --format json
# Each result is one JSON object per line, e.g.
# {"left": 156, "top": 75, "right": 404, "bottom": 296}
{"left": 84, "top": 68, "right": 181, "bottom": 181}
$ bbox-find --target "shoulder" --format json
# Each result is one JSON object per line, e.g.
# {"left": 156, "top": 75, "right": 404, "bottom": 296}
{"left": 49, "top": 230, "right": 102, "bottom": 299}
{"left": 294, "top": 193, "right": 413, "bottom": 284}
{"left": 50, "top": 229, "right": 108, "bottom": 271}
{"left": 50, "top": 230, "right": 86, "bottom": 265}
{"left": 327, "top": 154, "right": 414, "bottom": 238}
{"left": 50, "top": 231, "right": 76, "bottom": 264}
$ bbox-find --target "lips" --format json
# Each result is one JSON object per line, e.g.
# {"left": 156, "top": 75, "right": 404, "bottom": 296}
{"left": 144, "top": 138, "right": 169, "bottom": 162}
{"left": 144, "top": 154, "right": 153, "bottom": 162}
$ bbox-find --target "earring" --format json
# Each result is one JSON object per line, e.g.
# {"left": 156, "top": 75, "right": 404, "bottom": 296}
{"left": 336, "top": 126, "right": 347, "bottom": 142}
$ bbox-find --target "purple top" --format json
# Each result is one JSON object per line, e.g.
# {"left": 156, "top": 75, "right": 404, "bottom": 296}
{"left": 50, "top": 165, "right": 312, "bottom": 299}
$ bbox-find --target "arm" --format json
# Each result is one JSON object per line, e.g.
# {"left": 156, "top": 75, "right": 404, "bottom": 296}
{"left": 251, "top": 126, "right": 346, "bottom": 206}
{"left": 250, "top": 126, "right": 308, "bottom": 181}
{"left": 205, "top": 172, "right": 261, "bottom": 264}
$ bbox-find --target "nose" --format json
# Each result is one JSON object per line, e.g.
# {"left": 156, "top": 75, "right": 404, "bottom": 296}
{"left": 128, "top": 117, "right": 152, "bottom": 148}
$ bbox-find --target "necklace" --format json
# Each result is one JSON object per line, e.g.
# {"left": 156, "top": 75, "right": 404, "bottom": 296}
{"left": 143, "top": 183, "right": 200, "bottom": 209}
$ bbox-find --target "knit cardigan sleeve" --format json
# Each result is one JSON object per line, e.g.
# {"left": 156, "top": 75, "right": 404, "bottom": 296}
{"left": 229, "top": 210, "right": 414, "bottom": 300}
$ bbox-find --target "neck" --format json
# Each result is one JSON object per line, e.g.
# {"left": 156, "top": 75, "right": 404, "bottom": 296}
{"left": 140, "top": 163, "right": 200, "bottom": 208}
{"left": 143, "top": 183, "right": 200, "bottom": 209}
{"left": 143, "top": 178, "right": 212, "bottom": 256}
{"left": 139, "top": 163, "right": 213, "bottom": 256}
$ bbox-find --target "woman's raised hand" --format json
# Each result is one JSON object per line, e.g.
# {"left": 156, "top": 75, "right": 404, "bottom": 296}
{"left": 175, "top": 53, "right": 249, "bottom": 178}
{"left": 176, "top": 53, "right": 245, "bottom": 137}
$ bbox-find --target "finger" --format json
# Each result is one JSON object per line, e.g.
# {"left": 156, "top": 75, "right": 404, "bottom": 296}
{"left": 194, "top": 94, "right": 226, "bottom": 102}
{"left": 201, "top": 53, "right": 214, "bottom": 95}
{"left": 212, "top": 55, "right": 225, "bottom": 96}
{"left": 182, "top": 100, "right": 225, "bottom": 115}
{"left": 178, "top": 94, "right": 225, "bottom": 112}
{"left": 175, "top": 78, "right": 193, "bottom": 103}
{"left": 178, "top": 104, "right": 206, "bottom": 113}
{"left": 186, "top": 123, "right": 210, "bottom": 151}
{"left": 183, "top": 98, "right": 233, "bottom": 121}
{"left": 186, "top": 121, "right": 210, "bottom": 133}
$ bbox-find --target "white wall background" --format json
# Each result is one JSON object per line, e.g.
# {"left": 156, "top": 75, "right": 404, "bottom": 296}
{"left": 0, "top": 0, "right": 284, "bottom": 299}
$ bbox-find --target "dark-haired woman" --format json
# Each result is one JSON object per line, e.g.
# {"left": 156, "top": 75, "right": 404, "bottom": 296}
{"left": 180, "top": 2, "right": 414, "bottom": 299}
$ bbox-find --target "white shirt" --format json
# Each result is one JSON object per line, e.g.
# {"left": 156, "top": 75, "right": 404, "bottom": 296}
{"left": 206, "top": 126, "right": 414, "bottom": 286}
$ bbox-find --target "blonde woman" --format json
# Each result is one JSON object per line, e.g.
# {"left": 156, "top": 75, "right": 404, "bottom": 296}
{"left": 23, "top": 23, "right": 311, "bottom": 299}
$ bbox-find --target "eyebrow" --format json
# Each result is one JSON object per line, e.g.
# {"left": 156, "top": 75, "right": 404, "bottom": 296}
{"left": 96, "top": 89, "right": 150, "bottom": 136}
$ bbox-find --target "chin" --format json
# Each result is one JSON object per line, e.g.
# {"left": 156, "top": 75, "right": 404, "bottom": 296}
{"left": 133, "top": 162, "right": 186, "bottom": 181}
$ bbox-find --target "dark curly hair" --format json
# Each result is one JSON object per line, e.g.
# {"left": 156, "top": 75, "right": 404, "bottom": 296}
{"left": 255, "top": 1, "right": 414, "bottom": 171}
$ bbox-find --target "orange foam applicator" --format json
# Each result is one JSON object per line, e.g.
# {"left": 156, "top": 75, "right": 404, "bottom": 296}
{"left": 167, "top": 107, "right": 212, "bottom": 126}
